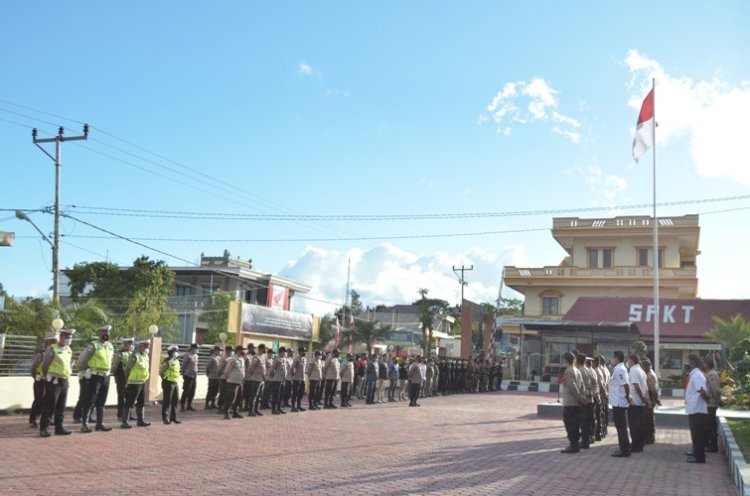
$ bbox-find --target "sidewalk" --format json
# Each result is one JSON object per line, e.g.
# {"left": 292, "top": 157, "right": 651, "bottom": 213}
{"left": 0, "top": 392, "right": 737, "bottom": 496}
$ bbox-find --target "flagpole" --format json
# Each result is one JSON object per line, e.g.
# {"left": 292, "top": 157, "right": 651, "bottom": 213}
{"left": 651, "top": 77, "right": 660, "bottom": 378}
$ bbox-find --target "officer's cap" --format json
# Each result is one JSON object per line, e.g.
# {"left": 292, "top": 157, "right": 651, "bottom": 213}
{"left": 122, "top": 337, "right": 135, "bottom": 343}
{"left": 314, "top": 351, "right": 322, "bottom": 356}
{"left": 189, "top": 343, "right": 198, "bottom": 349}
{"left": 298, "top": 345, "right": 306, "bottom": 353}
{"left": 167, "top": 344, "right": 179, "bottom": 352}
{"left": 97, "top": 325, "right": 112, "bottom": 333}
{"left": 60, "top": 328, "right": 76, "bottom": 335}
{"left": 136, "top": 340, "right": 150, "bottom": 346}
{"left": 257, "top": 343, "right": 266, "bottom": 350}
{"left": 278, "top": 346, "right": 286, "bottom": 353}
{"left": 43, "top": 331, "right": 59, "bottom": 341}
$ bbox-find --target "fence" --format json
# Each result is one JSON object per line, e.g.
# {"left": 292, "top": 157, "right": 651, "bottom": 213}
{"left": 0, "top": 333, "right": 212, "bottom": 377}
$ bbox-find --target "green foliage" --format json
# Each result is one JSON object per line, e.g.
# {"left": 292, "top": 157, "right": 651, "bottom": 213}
{"left": 728, "top": 420, "right": 750, "bottom": 463}
{"left": 353, "top": 319, "right": 392, "bottom": 355}
{"left": 0, "top": 295, "right": 58, "bottom": 338}
{"left": 730, "top": 338, "right": 750, "bottom": 364}
{"left": 705, "top": 314, "right": 750, "bottom": 349}
{"left": 632, "top": 340, "right": 648, "bottom": 361}
{"left": 496, "top": 297, "right": 524, "bottom": 315}
{"left": 63, "top": 256, "right": 178, "bottom": 339}
{"left": 60, "top": 299, "right": 109, "bottom": 341}
{"left": 200, "top": 291, "right": 236, "bottom": 345}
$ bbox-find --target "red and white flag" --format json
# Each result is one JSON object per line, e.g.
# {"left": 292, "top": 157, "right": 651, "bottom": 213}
{"left": 335, "top": 317, "right": 341, "bottom": 347}
{"left": 632, "top": 88, "right": 655, "bottom": 162}
{"left": 348, "top": 315, "right": 355, "bottom": 353}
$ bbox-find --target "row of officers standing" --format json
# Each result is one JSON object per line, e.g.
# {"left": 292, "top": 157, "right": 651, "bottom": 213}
{"left": 29, "top": 326, "right": 446, "bottom": 437}
{"left": 560, "top": 350, "right": 722, "bottom": 463}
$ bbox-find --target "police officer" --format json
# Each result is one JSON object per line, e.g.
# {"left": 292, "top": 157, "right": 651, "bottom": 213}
{"left": 291, "top": 346, "right": 307, "bottom": 412}
{"left": 306, "top": 350, "right": 323, "bottom": 410}
{"left": 246, "top": 343, "right": 267, "bottom": 416}
{"left": 215, "top": 345, "right": 233, "bottom": 414}
{"left": 222, "top": 345, "right": 246, "bottom": 419}
{"left": 340, "top": 353, "right": 355, "bottom": 407}
{"left": 261, "top": 348, "right": 274, "bottom": 410}
{"left": 180, "top": 343, "right": 199, "bottom": 412}
{"left": 111, "top": 337, "right": 134, "bottom": 422}
{"left": 205, "top": 346, "right": 222, "bottom": 409}
{"left": 160, "top": 344, "right": 182, "bottom": 425}
{"left": 39, "top": 328, "right": 75, "bottom": 437}
{"left": 29, "top": 332, "right": 58, "bottom": 428}
{"left": 77, "top": 324, "right": 115, "bottom": 433}
{"left": 269, "top": 346, "right": 288, "bottom": 414}
{"left": 120, "top": 340, "right": 151, "bottom": 428}
{"left": 283, "top": 348, "right": 294, "bottom": 408}
{"left": 322, "top": 348, "right": 341, "bottom": 409}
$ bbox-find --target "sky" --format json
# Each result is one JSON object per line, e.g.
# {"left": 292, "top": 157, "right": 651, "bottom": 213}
{"left": 2, "top": 2, "right": 750, "bottom": 316}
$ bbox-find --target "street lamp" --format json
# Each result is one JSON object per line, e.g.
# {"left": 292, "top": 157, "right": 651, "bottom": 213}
{"left": 219, "top": 332, "right": 227, "bottom": 346}
{"left": 52, "top": 318, "right": 64, "bottom": 331}
{"left": 16, "top": 210, "right": 58, "bottom": 302}
{"left": 148, "top": 324, "right": 159, "bottom": 336}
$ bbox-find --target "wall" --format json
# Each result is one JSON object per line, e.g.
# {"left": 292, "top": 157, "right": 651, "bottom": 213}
{"left": 0, "top": 375, "right": 210, "bottom": 411}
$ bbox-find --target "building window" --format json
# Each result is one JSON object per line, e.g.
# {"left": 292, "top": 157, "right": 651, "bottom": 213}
{"left": 637, "top": 247, "right": 665, "bottom": 268}
{"left": 548, "top": 342, "right": 576, "bottom": 365}
{"left": 201, "top": 285, "right": 219, "bottom": 297}
{"left": 588, "top": 248, "right": 613, "bottom": 268}
{"left": 588, "top": 249, "right": 598, "bottom": 268}
{"left": 176, "top": 285, "right": 191, "bottom": 297}
{"left": 542, "top": 297, "right": 559, "bottom": 315}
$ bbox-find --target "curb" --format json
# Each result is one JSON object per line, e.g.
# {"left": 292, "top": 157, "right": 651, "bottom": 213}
{"left": 720, "top": 416, "right": 750, "bottom": 496}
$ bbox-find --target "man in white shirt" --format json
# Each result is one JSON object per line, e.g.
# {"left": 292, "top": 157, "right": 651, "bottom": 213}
{"left": 608, "top": 351, "right": 631, "bottom": 457}
{"left": 627, "top": 354, "right": 650, "bottom": 453}
{"left": 685, "top": 354, "right": 710, "bottom": 463}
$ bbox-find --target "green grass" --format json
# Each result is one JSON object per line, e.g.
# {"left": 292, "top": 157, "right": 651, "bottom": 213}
{"left": 728, "top": 419, "right": 750, "bottom": 463}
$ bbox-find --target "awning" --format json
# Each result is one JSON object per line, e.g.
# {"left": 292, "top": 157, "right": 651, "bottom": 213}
{"left": 499, "top": 318, "right": 640, "bottom": 334}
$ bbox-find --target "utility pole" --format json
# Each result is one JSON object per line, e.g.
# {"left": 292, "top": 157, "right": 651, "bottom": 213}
{"left": 32, "top": 124, "right": 89, "bottom": 304}
{"left": 452, "top": 264, "right": 473, "bottom": 303}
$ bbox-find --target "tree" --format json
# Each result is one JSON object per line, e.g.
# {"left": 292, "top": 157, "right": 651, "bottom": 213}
{"left": 316, "top": 315, "right": 336, "bottom": 351}
{"left": 200, "top": 291, "right": 237, "bottom": 345}
{"left": 61, "top": 299, "right": 109, "bottom": 341}
{"left": 497, "top": 297, "right": 524, "bottom": 315}
{"left": 705, "top": 314, "right": 750, "bottom": 349}
{"left": 353, "top": 319, "right": 392, "bottom": 355}
{"left": 0, "top": 295, "right": 57, "bottom": 338}
{"left": 64, "top": 256, "right": 178, "bottom": 339}
{"left": 415, "top": 289, "right": 451, "bottom": 357}
{"left": 632, "top": 340, "right": 648, "bottom": 361}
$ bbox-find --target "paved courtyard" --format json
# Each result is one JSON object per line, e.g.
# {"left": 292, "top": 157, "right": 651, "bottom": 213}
{"left": 0, "top": 392, "right": 737, "bottom": 496}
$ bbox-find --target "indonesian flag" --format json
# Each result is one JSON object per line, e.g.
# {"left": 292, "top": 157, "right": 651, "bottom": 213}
{"left": 632, "top": 88, "right": 655, "bottom": 162}
{"left": 347, "top": 315, "right": 355, "bottom": 353}
{"left": 335, "top": 317, "right": 341, "bottom": 347}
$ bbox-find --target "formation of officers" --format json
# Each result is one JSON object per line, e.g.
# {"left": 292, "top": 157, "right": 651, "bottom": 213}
{"left": 29, "top": 327, "right": 506, "bottom": 437}
{"left": 560, "top": 350, "right": 722, "bottom": 463}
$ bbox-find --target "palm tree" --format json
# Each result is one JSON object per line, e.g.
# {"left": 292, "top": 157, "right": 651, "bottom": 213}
{"left": 353, "top": 319, "right": 392, "bottom": 355}
{"left": 61, "top": 299, "right": 109, "bottom": 340}
{"left": 705, "top": 314, "right": 750, "bottom": 349}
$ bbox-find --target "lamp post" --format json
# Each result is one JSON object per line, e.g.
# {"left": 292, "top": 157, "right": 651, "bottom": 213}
{"left": 16, "top": 210, "right": 58, "bottom": 302}
{"left": 52, "top": 318, "right": 64, "bottom": 331}
{"left": 219, "top": 332, "right": 227, "bottom": 348}
{"left": 146, "top": 324, "right": 161, "bottom": 404}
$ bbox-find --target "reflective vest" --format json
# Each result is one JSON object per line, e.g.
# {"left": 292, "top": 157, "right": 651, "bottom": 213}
{"left": 87, "top": 341, "right": 114, "bottom": 371}
{"left": 162, "top": 358, "right": 180, "bottom": 383}
{"left": 127, "top": 352, "right": 150, "bottom": 384}
{"left": 119, "top": 351, "right": 131, "bottom": 369}
{"left": 48, "top": 344, "right": 72, "bottom": 379}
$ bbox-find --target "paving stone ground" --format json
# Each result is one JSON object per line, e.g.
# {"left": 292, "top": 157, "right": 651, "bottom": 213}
{"left": 0, "top": 392, "right": 737, "bottom": 496}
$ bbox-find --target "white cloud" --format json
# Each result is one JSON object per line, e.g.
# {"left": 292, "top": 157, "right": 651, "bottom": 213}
{"left": 572, "top": 164, "right": 629, "bottom": 211}
{"left": 625, "top": 50, "right": 750, "bottom": 185}
{"left": 298, "top": 60, "right": 315, "bottom": 77}
{"left": 480, "top": 77, "right": 582, "bottom": 144}
{"left": 280, "top": 243, "right": 528, "bottom": 316}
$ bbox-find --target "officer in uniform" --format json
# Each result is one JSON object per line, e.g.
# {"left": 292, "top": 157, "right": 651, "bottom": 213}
{"left": 205, "top": 345, "right": 222, "bottom": 409}
{"left": 269, "top": 346, "right": 288, "bottom": 414}
{"left": 39, "top": 328, "right": 75, "bottom": 437}
{"left": 291, "top": 346, "right": 307, "bottom": 412}
{"left": 76, "top": 324, "right": 115, "bottom": 433}
{"left": 222, "top": 345, "right": 246, "bottom": 419}
{"left": 180, "top": 343, "right": 199, "bottom": 412}
{"left": 246, "top": 343, "right": 266, "bottom": 416}
{"left": 111, "top": 337, "right": 134, "bottom": 422}
{"left": 306, "top": 350, "right": 323, "bottom": 410}
{"left": 160, "top": 344, "right": 182, "bottom": 425}
{"left": 242, "top": 343, "right": 255, "bottom": 412}
{"left": 29, "top": 332, "right": 58, "bottom": 428}
{"left": 424, "top": 358, "right": 434, "bottom": 398}
{"left": 322, "top": 348, "right": 341, "bottom": 409}
{"left": 340, "top": 353, "right": 355, "bottom": 407}
{"left": 215, "top": 345, "right": 233, "bottom": 414}
{"left": 120, "top": 340, "right": 152, "bottom": 428}
{"left": 261, "top": 348, "right": 274, "bottom": 410}
{"left": 283, "top": 348, "right": 294, "bottom": 408}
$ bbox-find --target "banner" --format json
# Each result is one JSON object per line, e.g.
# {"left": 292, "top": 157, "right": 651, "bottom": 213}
{"left": 240, "top": 303, "right": 313, "bottom": 340}
{"left": 266, "top": 284, "right": 289, "bottom": 310}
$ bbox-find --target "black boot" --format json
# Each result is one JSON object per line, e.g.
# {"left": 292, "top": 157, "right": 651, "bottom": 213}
{"left": 95, "top": 408, "right": 112, "bottom": 432}
{"left": 224, "top": 410, "right": 232, "bottom": 420}
{"left": 137, "top": 408, "right": 151, "bottom": 427}
{"left": 121, "top": 412, "right": 132, "bottom": 429}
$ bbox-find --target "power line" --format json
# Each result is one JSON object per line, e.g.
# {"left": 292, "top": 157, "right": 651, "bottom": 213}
{"left": 63, "top": 193, "right": 750, "bottom": 222}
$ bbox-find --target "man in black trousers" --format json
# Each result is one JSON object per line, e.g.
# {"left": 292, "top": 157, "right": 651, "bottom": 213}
{"left": 608, "top": 351, "right": 631, "bottom": 457}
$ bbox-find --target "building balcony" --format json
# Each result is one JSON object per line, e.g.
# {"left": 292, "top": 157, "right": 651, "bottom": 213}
{"left": 168, "top": 295, "right": 211, "bottom": 311}
{"left": 504, "top": 265, "right": 697, "bottom": 280}
{"left": 552, "top": 215, "right": 699, "bottom": 230}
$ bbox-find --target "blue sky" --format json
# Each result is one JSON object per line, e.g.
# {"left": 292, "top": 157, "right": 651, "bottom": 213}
{"left": 2, "top": 2, "right": 749, "bottom": 315}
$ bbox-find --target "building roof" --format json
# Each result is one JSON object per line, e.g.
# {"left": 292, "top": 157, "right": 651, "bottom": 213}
{"left": 500, "top": 318, "right": 639, "bottom": 334}
{"left": 563, "top": 297, "right": 750, "bottom": 343}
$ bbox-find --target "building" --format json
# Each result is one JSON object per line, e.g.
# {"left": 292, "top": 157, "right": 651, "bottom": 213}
{"left": 169, "top": 251, "right": 312, "bottom": 343}
{"left": 500, "top": 214, "right": 708, "bottom": 380}
{"left": 365, "top": 305, "right": 456, "bottom": 357}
